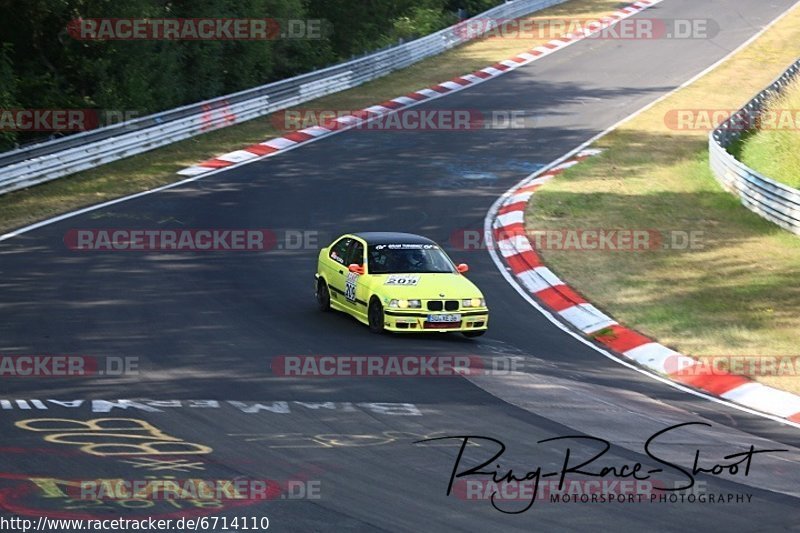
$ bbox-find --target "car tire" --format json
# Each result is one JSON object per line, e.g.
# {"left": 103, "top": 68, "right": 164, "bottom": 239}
{"left": 316, "top": 279, "right": 331, "bottom": 312}
{"left": 463, "top": 330, "right": 485, "bottom": 338}
{"left": 368, "top": 298, "right": 385, "bottom": 334}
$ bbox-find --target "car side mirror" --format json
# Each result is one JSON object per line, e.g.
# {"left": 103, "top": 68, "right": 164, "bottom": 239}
{"left": 457, "top": 263, "right": 469, "bottom": 273}
{"left": 348, "top": 264, "right": 365, "bottom": 275}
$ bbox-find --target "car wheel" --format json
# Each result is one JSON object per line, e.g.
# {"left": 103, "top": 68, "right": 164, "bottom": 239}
{"left": 368, "top": 298, "right": 385, "bottom": 334}
{"left": 316, "top": 279, "right": 331, "bottom": 312}
{"left": 463, "top": 330, "right": 485, "bottom": 338}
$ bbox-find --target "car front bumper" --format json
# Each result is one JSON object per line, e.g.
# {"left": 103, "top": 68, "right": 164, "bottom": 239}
{"left": 383, "top": 309, "right": 489, "bottom": 333}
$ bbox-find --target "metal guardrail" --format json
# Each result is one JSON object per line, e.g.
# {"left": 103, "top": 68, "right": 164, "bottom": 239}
{"left": 0, "top": 0, "right": 565, "bottom": 195}
{"left": 709, "top": 58, "right": 800, "bottom": 235}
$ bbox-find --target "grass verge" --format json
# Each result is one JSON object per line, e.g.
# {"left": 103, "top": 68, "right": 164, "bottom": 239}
{"left": 0, "top": 0, "right": 623, "bottom": 235}
{"left": 526, "top": 4, "right": 800, "bottom": 394}
{"left": 735, "top": 76, "right": 800, "bottom": 189}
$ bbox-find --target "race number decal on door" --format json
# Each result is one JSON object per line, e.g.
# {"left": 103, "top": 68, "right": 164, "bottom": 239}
{"left": 345, "top": 272, "right": 358, "bottom": 302}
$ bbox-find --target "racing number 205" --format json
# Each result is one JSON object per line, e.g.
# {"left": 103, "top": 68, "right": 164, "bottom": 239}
{"left": 345, "top": 272, "right": 358, "bottom": 302}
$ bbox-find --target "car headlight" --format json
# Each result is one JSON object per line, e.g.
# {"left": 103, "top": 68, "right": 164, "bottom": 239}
{"left": 462, "top": 298, "right": 485, "bottom": 308}
{"left": 389, "top": 299, "right": 421, "bottom": 309}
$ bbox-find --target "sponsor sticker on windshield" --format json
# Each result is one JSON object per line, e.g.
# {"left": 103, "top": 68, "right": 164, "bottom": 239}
{"left": 375, "top": 244, "right": 437, "bottom": 250}
{"left": 385, "top": 275, "right": 421, "bottom": 286}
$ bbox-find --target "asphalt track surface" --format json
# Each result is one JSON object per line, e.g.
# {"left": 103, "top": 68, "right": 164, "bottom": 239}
{"left": 1, "top": 0, "right": 799, "bottom": 531}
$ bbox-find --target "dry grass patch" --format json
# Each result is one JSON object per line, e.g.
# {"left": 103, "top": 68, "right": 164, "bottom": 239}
{"left": 527, "top": 5, "right": 800, "bottom": 393}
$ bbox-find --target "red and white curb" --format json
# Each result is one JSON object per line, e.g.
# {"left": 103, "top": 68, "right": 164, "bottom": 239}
{"left": 178, "top": 0, "right": 664, "bottom": 177}
{"left": 490, "top": 149, "right": 800, "bottom": 424}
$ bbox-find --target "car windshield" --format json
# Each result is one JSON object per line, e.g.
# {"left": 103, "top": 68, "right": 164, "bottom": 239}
{"left": 368, "top": 244, "right": 455, "bottom": 274}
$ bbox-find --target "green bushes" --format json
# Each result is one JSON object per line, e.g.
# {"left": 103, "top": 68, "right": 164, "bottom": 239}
{"left": 0, "top": 0, "right": 500, "bottom": 150}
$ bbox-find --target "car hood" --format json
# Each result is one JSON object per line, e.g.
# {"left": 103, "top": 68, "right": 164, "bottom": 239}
{"left": 369, "top": 273, "right": 482, "bottom": 299}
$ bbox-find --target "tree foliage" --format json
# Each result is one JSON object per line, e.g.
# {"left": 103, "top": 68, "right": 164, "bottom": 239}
{"left": 0, "top": 0, "right": 500, "bottom": 150}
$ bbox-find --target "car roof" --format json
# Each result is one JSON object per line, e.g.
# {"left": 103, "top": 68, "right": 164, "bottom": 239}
{"left": 351, "top": 232, "right": 437, "bottom": 245}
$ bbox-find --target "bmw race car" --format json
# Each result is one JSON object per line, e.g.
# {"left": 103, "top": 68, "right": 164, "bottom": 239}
{"left": 315, "top": 232, "right": 488, "bottom": 337}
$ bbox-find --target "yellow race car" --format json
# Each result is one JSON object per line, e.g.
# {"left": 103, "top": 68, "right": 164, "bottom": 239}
{"left": 315, "top": 232, "right": 488, "bottom": 337}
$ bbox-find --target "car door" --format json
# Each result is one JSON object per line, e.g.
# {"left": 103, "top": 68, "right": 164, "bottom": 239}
{"left": 323, "top": 236, "right": 352, "bottom": 306}
{"left": 343, "top": 239, "right": 368, "bottom": 316}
